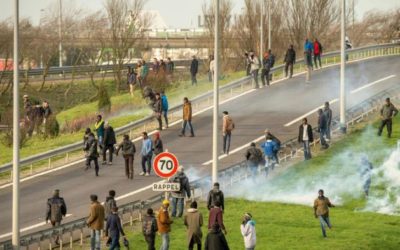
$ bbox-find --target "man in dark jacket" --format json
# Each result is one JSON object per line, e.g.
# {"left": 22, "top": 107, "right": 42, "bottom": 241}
{"left": 318, "top": 109, "right": 329, "bottom": 149}
{"left": 105, "top": 206, "right": 126, "bottom": 250}
{"left": 116, "top": 134, "right": 136, "bottom": 179}
{"left": 153, "top": 93, "right": 163, "bottom": 130}
{"left": 171, "top": 166, "right": 191, "bottom": 217}
{"left": 143, "top": 208, "right": 158, "bottom": 250}
{"left": 323, "top": 102, "right": 333, "bottom": 141}
{"left": 104, "top": 190, "right": 117, "bottom": 221}
{"left": 205, "top": 223, "right": 229, "bottom": 250}
{"left": 46, "top": 189, "right": 67, "bottom": 245}
{"left": 84, "top": 132, "right": 100, "bottom": 176}
{"left": 245, "top": 143, "right": 263, "bottom": 176}
{"left": 298, "top": 118, "right": 313, "bottom": 160}
{"left": 102, "top": 122, "right": 116, "bottom": 165}
{"left": 190, "top": 56, "right": 199, "bottom": 86}
{"left": 378, "top": 97, "right": 398, "bottom": 138}
{"left": 261, "top": 52, "right": 272, "bottom": 86}
{"left": 284, "top": 45, "right": 296, "bottom": 78}
{"left": 207, "top": 182, "right": 225, "bottom": 211}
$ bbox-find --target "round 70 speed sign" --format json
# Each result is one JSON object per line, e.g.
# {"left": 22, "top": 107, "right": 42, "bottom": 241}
{"left": 153, "top": 152, "right": 179, "bottom": 178}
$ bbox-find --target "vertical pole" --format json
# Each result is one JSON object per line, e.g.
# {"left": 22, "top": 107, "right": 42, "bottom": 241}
{"left": 340, "top": 0, "right": 347, "bottom": 133}
{"left": 212, "top": 0, "right": 220, "bottom": 184}
{"left": 268, "top": 0, "right": 271, "bottom": 50}
{"left": 12, "top": 0, "right": 20, "bottom": 249}
{"left": 260, "top": 0, "right": 264, "bottom": 62}
{"left": 58, "top": 0, "right": 63, "bottom": 67}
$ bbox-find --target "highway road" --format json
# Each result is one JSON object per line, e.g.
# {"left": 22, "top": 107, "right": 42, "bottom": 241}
{"left": 0, "top": 55, "right": 399, "bottom": 239}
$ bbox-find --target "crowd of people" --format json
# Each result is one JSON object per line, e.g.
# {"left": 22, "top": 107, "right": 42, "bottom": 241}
{"left": 22, "top": 94, "right": 53, "bottom": 136}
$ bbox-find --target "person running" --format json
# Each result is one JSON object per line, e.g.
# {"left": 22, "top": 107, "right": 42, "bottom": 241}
{"left": 154, "top": 93, "right": 163, "bottom": 131}
{"left": 46, "top": 189, "right": 67, "bottom": 245}
{"left": 323, "top": 102, "right": 333, "bottom": 141}
{"left": 304, "top": 38, "right": 313, "bottom": 82}
{"left": 116, "top": 134, "right": 136, "bottom": 179}
{"left": 157, "top": 200, "right": 173, "bottom": 250}
{"left": 94, "top": 115, "right": 105, "bottom": 149}
{"left": 105, "top": 206, "right": 126, "bottom": 250}
{"left": 284, "top": 45, "right": 296, "bottom": 78}
{"left": 86, "top": 194, "right": 105, "bottom": 250}
{"left": 245, "top": 142, "right": 264, "bottom": 176}
{"left": 261, "top": 135, "right": 279, "bottom": 174}
{"left": 161, "top": 91, "right": 169, "bottom": 128}
{"left": 249, "top": 52, "right": 260, "bottom": 88}
{"left": 265, "top": 129, "right": 281, "bottom": 165}
{"left": 313, "top": 38, "right": 323, "bottom": 69}
{"left": 190, "top": 56, "right": 199, "bottom": 86}
{"left": 360, "top": 155, "right": 373, "bottom": 197}
{"left": 180, "top": 97, "right": 195, "bottom": 137}
{"left": 298, "top": 118, "right": 313, "bottom": 160}
{"left": 102, "top": 121, "right": 116, "bottom": 165}
{"left": 84, "top": 132, "right": 100, "bottom": 176}
{"left": 184, "top": 201, "right": 203, "bottom": 250}
{"left": 104, "top": 190, "right": 117, "bottom": 221}
{"left": 318, "top": 109, "right": 329, "bottom": 149}
{"left": 142, "top": 208, "right": 158, "bottom": 250}
{"left": 171, "top": 166, "right": 191, "bottom": 218}
{"left": 205, "top": 223, "right": 230, "bottom": 250}
{"left": 240, "top": 213, "right": 256, "bottom": 250}
{"left": 141, "top": 132, "right": 153, "bottom": 176}
{"left": 313, "top": 189, "right": 335, "bottom": 238}
{"left": 378, "top": 97, "right": 398, "bottom": 138}
{"left": 222, "top": 111, "right": 235, "bottom": 155}
{"left": 208, "top": 200, "right": 226, "bottom": 235}
{"left": 153, "top": 131, "right": 163, "bottom": 156}
{"left": 207, "top": 182, "right": 225, "bottom": 211}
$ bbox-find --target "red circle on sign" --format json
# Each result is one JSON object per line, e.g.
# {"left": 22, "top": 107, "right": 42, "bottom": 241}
{"left": 153, "top": 152, "right": 179, "bottom": 178}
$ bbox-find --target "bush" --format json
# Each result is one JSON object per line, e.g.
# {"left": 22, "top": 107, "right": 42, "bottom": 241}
{"left": 61, "top": 115, "right": 97, "bottom": 134}
{"left": 44, "top": 116, "right": 60, "bottom": 138}
{"left": 98, "top": 83, "right": 111, "bottom": 113}
{"left": 0, "top": 109, "right": 29, "bottom": 148}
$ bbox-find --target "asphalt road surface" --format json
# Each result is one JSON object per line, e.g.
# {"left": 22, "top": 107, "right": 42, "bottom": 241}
{"left": 1, "top": 55, "right": 399, "bottom": 239}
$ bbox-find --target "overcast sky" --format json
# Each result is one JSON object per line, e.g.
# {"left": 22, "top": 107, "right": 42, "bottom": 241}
{"left": 1, "top": 0, "right": 399, "bottom": 28}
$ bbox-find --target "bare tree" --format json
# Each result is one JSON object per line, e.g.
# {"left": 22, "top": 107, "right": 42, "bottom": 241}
{"left": 0, "top": 19, "right": 13, "bottom": 96}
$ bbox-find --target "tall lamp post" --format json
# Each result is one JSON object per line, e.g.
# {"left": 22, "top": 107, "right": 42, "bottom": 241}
{"left": 12, "top": 0, "right": 20, "bottom": 249}
{"left": 268, "top": 0, "right": 271, "bottom": 50}
{"left": 260, "top": 0, "right": 264, "bottom": 62}
{"left": 212, "top": 0, "right": 220, "bottom": 184}
{"left": 58, "top": 0, "right": 63, "bottom": 67}
{"left": 340, "top": 0, "right": 347, "bottom": 132}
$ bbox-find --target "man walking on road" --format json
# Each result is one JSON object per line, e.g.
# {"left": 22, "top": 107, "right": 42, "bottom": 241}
{"left": 378, "top": 97, "right": 398, "bottom": 138}
{"left": 102, "top": 122, "right": 116, "bottom": 165}
{"left": 171, "top": 166, "right": 191, "bottom": 218}
{"left": 284, "top": 45, "right": 296, "bottom": 78}
{"left": 116, "top": 134, "right": 136, "bottom": 179}
{"left": 207, "top": 182, "right": 225, "bottom": 211}
{"left": 84, "top": 132, "right": 100, "bottom": 176}
{"left": 105, "top": 207, "right": 126, "bottom": 250}
{"left": 141, "top": 132, "right": 153, "bottom": 176}
{"left": 314, "top": 189, "right": 335, "bottom": 238}
{"left": 161, "top": 91, "right": 169, "bottom": 128}
{"left": 46, "top": 189, "right": 67, "bottom": 245}
{"left": 222, "top": 111, "right": 235, "bottom": 155}
{"left": 318, "top": 109, "right": 329, "bottom": 149}
{"left": 157, "top": 200, "right": 173, "bottom": 250}
{"left": 104, "top": 190, "right": 117, "bottom": 221}
{"left": 298, "top": 118, "right": 313, "bottom": 160}
{"left": 86, "top": 194, "right": 105, "bottom": 250}
{"left": 190, "top": 56, "right": 199, "bottom": 86}
{"left": 184, "top": 201, "right": 203, "bottom": 250}
{"left": 313, "top": 39, "right": 323, "bottom": 69}
{"left": 180, "top": 97, "right": 195, "bottom": 137}
{"left": 143, "top": 208, "right": 158, "bottom": 250}
{"left": 304, "top": 38, "right": 313, "bottom": 82}
{"left": 245, "top": 142, "right": 264, "bottom": 176}
{"left": 323, "top": 102, "right": 333, "bottom": 141}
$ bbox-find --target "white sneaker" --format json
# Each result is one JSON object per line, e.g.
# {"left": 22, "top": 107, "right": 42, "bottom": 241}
{"left": 145, "top": 173, "right": 150, "bottom": 176}
{"left": 139, "top": 172, "right": 145, "bottom": 176}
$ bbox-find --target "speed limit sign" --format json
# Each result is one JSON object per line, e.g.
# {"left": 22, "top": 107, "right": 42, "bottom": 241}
{"left": 153, "top": 152, "right": 179, "bottom": 178}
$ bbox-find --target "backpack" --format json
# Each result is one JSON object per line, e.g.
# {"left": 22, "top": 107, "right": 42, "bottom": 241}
{"left": 253, "top": 148, "right": 264, "bottom": 163}
{"left": 104, "top": 198, "right": 116, "bottom": 219}
{"left": 143, "top": 216, "right": 156, "bottom": 235}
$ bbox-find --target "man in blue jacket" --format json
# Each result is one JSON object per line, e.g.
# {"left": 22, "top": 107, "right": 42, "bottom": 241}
{"left": 161, "top": 91, "right": 169, "bottom": 128}
{"left": 261, "top": 135, "right": 278, "bottom": 175}
{"left": 105, "top": 206, "right": 126, "bottom": 250}
{"left": 140, "top": 132, "right": 153, "bottom": 176}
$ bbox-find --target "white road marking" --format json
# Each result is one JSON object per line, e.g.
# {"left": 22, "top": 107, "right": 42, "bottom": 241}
{"left": 350, "top": 75, "right": 396, "bottom": 94}
{"left": 0, "top": 214, "right": 72, "bottom": 239}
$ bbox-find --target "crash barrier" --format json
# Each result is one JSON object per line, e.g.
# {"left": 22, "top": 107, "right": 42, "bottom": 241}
{"left": 1, "top": 84, "right": 400, "bottom": 250}
{"left": 1, "top": 43, "right": 399, "bottom": 179}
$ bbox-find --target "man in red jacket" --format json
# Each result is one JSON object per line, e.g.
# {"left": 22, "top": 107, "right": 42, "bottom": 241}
{"left": 313, "top": 38, "right": 323, "bottom": 69}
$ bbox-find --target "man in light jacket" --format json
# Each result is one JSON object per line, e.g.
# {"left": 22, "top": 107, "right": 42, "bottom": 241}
{"left": 86, "top": 194, "right": 105, "bottom": 250}
{"left": 180, "top": 97, "right": 195, "bottom": 137}
{"left": 222, "top": 111, "right": 235, "bottom": 155}
{"left": 240, "top": 213, "right": 256, "bottom": 250}
{"left": 249, "top": 52, "right": 260, "bottom": 88}
{"left": 184, "top": 201, "right": 203, "bottom": 250}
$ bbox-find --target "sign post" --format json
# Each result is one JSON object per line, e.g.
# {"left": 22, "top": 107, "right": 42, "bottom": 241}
{"left": 153, "top": 152, "right": 180, "bottom": 199}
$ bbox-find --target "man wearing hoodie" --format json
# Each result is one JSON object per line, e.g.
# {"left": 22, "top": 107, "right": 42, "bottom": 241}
{"left": 84, "top": 132, "right": 100, "bottom": 176}
{"left": 222, "top": 111, "right": 235, "bottom": 155}
{"left": 180, "top": 97, "right": 195, "bottom": 137}
{"left": 157, "top": 200, "right": 173, "bottom": 250}
{"left": 261, "top": 135, "right": 279, "bottom": 174}
{"left": 102, "top": 121, "right": 116, "bottom": 165}
{"left": 240, "top": 213, "right": 256, "bottom": 250}
{"left": 205, "top": 223, "right": 230, "bottom": 250}
{"left": 116, "top": 134, "right": 136, "bottom": 179}
{"left": 318, "top": 109, "right": 329, "bottom": 149}
{"left": 104, "top": 190, "right": 117, "bottom": 221}
{"left": 207, "top": 182, "right": 225, "bottom": 211}
{"left": 140, "top": 132, "right": 153, "bottom": 176}
{"left": 284, "top": 45, "right": 296, "bottom": 78}
{"left": 143, "top": 208, "right": 158, "bottom": 250}
{"left": 161, "top": 91, "right": 169, "bottom": 128}
{"left": 184, "top": 201, "right": 203, "bottom": 250}
{"left": 171, "top": 166, "right": 191, "bottom": 217}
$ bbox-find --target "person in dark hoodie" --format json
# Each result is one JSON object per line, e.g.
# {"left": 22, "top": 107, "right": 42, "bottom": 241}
{"left": 207, "top": 182, "right": 225, "bottom": 211}
{"left": 153, "top": 93, "right": 163, "bottom": 131}
{"left": 298, "top": 118, "right": 313, "bottom": 160}
{"left": 116, "top": 134, "right": 136, "bottom": 179}
{"left": 105, "top": 206, "right": 126, "bottom": 250}
{"left": 46, "top": 189, "right": 67, "bottom": 245}
{"left": 84, "top": 132, "right": 100, "bottom": 176}
{"left": 317, "top": 109, "right": 329, "bottom": 149}
{"left": 184, "top": 201, "right": 203, "bottom": 250}
{"left": 142, "top": 208, "right": 158, "bottom": 250}
{"left": 171, "top": 166, "right": 191, "bottom": 217}
{"left": 205, "top": 223, "right": 229, "bottom": 250}
{"left": 102, "top": 121, "right": 116, "bottom": 165}
{"left": 104, "top": 190, "right": 117, "bottom": 221}
{"left": 284, "top": 45, "right": 296, "bottom": 78}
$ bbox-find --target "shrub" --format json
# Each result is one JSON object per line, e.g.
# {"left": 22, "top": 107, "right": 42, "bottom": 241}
{"left": 44, "top": 116, "right": 60, "bottom": 138}
{"left": 98, "top": 83, "right": 111, "bottom": 113}
{"left": 0, "top": 109, "right": 29, "bottom": 148}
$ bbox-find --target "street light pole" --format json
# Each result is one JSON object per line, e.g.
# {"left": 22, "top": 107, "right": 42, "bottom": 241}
{"left": 260, "top": 0, "right": 264, "bottom": 62}
{"left": 340, "top": 0, "right": 346, "bottom": 132}
{"left": 58, "top": 0, "right": 63, "bottom": 67}
{"left": 12, "top": 0, "right": 20, "bottom": 249}
{"left": 268, "top": 0, "right": 271, "bottom": 50}
{"left": 212, "top": 0, "right": 220, "bottom": 184}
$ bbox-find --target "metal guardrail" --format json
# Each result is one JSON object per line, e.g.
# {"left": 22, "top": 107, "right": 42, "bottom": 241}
{"left": 2, "top": 84, "right": 399, "bottom": 250}
{"left": 0, "top": 43, "right": 399, "bottom": 175}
